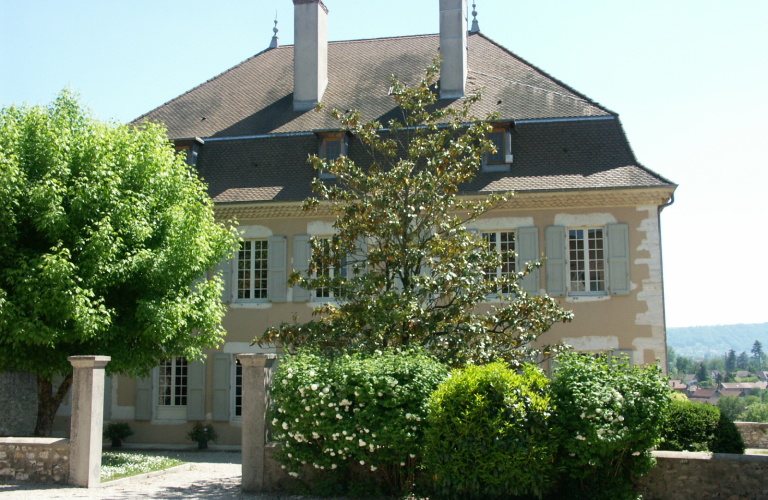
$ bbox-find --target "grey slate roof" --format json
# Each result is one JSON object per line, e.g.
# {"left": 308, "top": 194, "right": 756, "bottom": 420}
{"left": 134, "top": 32, "right": 675, "bottom": 204}
{"left": 134, "top": 33, "right": 612, "bottom": 138}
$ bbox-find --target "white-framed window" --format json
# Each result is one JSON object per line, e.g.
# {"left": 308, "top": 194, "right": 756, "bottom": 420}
{"left": 237, "top": 239, "right": 268, "bottom": 301}
{"left": 315, "top": 237, "right": 347, "bottom": 300}
{"left": 156, "top": 357, "right": 188, "bottom": 420}
{"left": 568, "top": 228, "right": 606, "bottom": 294}
{"left": 232, "top": 358, "right": 243, "bottom": 420}
{"left": 482, "top": 230, "right": 516, "bottom": 294}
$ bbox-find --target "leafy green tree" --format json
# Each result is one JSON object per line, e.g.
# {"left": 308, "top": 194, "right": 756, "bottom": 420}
{"left": 257, "top": 61, "right": 573, "bottom": 367}
{"left": 0, "top": 91, "right": 238, "bottom": 435}
{"left": 675, "top": 355, "right": 693, "bottom": 374}
{"left": 696, "top": 363, "right": 711, "bottom": 384}
{"left": 717, "top": 395, "right": 747, "bottom": 422}
{"left": 725, "top": 349, "right": 737, "bottom": 372}
{"left": 737, "top": 351, "right": 750, "bottom": 370}
{"left": 743, "top": 403, "right": 768, "bottom": 423}
{"left": 667, "top": 345, "right": 677, "bottom": 373}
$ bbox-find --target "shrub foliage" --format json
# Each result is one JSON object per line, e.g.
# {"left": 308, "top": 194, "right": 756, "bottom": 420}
{"left": 270, "top": 349, "right": 448, "bottom": 495}
{"left": 659, "top": 399, "right": 720, "bottom": 452}
{"left": 550, "top": 352, "right": 669, "bottom": 500}
{"left": 424, "top": 362, "right": 559, "bottom": 499}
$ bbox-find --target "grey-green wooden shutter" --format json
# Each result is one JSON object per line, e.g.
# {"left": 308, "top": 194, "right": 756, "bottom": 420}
{"left": 516, "top": 226, "right": 540, "bottom": 294}
{"left": 215, "top": 253, "right": 234, "bottom": 303}
{"left": 103, "top": 374, "right": 112, "bottom": 422}
{"left": 187, "top": 360, "right": 206, "bottom": 421}
{"left": 348, "top": 237, "right": 368, "bottom": 277}
{"left": 545, "top": 226, "right": 567, "bottom": 296}
{"left": 293, "top": 235, "right": 311, "bottom": 302}
{"left": 268, "top": 235, "right": 288, "bottom": 302}
{"left": 135, "top": 376, "right": 152, "bottom": 421}
{"left": 606, "top": 223, "right": 630, "bottom": 295}
{"left": 212, "top": 353, "right": 231, "bottom": 421}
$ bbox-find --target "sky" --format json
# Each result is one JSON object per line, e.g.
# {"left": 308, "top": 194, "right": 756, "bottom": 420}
{"left": 2, "top": 0, "right": 767, "bottom": 328}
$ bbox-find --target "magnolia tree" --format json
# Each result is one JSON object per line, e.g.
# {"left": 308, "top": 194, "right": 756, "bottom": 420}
{"left": 0, "top": 91, "right": 238, "bottom": 435}
{"left": 257, "top": 61, "right": 572, "bottom": 367}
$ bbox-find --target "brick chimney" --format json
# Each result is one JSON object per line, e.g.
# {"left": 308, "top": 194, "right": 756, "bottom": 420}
{"left": 439, "top": 0, "right": 468, "bottom": 99}
{"left": 293, "top": 0, "right": 329, "bottom": 111}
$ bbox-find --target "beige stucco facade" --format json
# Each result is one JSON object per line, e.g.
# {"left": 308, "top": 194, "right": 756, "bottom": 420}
{"left": 51, "top": 186, "right": 673, "bottom": 445}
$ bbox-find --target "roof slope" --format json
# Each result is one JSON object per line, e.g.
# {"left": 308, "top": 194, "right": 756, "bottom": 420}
{"left": 198, "top": 118, "right": 671, "bottom": 204}
{"left": 134, "top": 33, "right": 612, "bottom": 139}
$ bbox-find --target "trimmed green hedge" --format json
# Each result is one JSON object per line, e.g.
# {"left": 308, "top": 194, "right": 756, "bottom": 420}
{"left": 659, "top": 399, "right": 744, "bottom": 454}
{"left": 424, "top": 363, "right": 558, "bottom": 500}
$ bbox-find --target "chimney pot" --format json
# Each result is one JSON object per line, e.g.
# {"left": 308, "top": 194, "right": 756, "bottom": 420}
{"left": 439, "top": 0, "right": 468, "bottom": 99}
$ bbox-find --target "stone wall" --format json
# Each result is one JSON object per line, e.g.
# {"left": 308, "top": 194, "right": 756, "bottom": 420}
{"left": 0, "top": 437, "right": 70, "bottom": 484}
{"left": 735, "top": 422, "right": 768, "bottom": 449}
{"left": 0, "top": 372, "right": 37, "bottom": 437}
{"left": 635, "top": 451, "right": 768, "bottom": 500}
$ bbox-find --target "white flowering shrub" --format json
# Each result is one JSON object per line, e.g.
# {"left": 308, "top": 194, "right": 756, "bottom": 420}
{"left": 550, "top": 351, "right": 669, "bottom": 500}
{"left": 270, "top": 349, "right": 448, "bottom": 495}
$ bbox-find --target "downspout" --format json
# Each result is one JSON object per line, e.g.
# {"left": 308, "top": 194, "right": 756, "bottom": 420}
{"left": 657, "top": 191, "right": 675, "bottom": 374}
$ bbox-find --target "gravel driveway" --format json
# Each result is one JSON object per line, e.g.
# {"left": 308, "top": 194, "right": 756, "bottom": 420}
{"left": 0, "top": 451, "right": 310, "bottom": 500}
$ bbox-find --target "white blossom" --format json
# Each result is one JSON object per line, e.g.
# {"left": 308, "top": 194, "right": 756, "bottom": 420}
{"left": 331, "top": 464, "right": 337, "bottom": 469}
{"left": 359, "top": 439, "right": 367, "bottom": 447}
{"left": 282, "top": 379, "right": 288, "bottom": 385}
{"left": 370, "top": 466, "right": 377, "bottom": 472}
{"left": 360, "top": 460, "right": 365, "bottom": 465}
{"left": 282, "top": 422, "right": 289, "bottom": 430}
{"left": 311, "top": 383, "right": 318, "bottom": 391}
{"left": 289, "top": 472, "right": 298, "bottom": 478}
{"left": 336, "top": 413, "right": 343, "bottom": 419}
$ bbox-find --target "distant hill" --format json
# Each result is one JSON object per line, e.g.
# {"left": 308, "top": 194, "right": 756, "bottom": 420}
{"left": 667, "top": 323, "right": 768, "bottom": 359}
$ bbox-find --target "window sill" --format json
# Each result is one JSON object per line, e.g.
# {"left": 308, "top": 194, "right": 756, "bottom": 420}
{"left": 566, "top": 294, "right": 610, "bottom": 303}
{"left": 481, "top": 163, "right": 511, "bottom": 173}
{"left": 230, "top": 301, "right": 273, "bottom": 309}
{"left": 150, "top": 419, "right": 188, "bottom": 425}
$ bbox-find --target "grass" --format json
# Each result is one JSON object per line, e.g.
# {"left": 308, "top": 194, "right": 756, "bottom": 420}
{"left": 101, "top": 451, "right": 185, "bottom": 482}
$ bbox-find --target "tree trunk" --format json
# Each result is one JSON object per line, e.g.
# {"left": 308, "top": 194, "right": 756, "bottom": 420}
{"left": 34, "top": 373, "right": 73, "bottom": 437}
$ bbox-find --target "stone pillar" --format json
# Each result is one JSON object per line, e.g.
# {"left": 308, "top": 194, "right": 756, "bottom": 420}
{"left": 67, "top": 355, "right": 110, "bottom": 488}
{"left": 238, "top": 353, "right": 277, "bottom": 493}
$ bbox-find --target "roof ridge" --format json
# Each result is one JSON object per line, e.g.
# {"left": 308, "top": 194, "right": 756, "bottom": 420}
{"left": 130, "top": 46, "right": 279, "bottom": 125}
{"left": 471, "top": 32, "right": 617, "bottom": 116}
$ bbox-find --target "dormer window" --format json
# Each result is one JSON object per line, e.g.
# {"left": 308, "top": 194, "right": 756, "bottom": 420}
{"left": 482, "top": 125, "right": 513, "bottom": 172}
{"left": 318, "top": 132, "right": 349, "bottom": 179}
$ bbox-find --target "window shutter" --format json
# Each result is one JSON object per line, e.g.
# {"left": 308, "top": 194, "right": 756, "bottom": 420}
{"left": 187, "top": 360, "right": 206, "bottom": 421}
{"left": 135, "top": 376, "right": 152, "bottom": 421}
{"left": 212, "top": 353, "right": 231, "bottom": 421}
{"left": 268, "top": 236, "right": 288, "bottom": 302}
{"left": 293, "top": 235, "right": 312, "bottom": 302}
{"left": 348, "top": 237, "right": 367, "bottom": 277}
{"left": 545, "top": 226, "right": 567, "bottom": 296}
{"left": 215, "top": 253, "right": 234, "bottom": 303}
{"left": 516, "top": 226, "right": 540, "bottom": 294}
{"left": 606, "top": 223, "right": 630, "bottom": 295}
{"left": 103, "top": 374, "right": 112, "bottom": 422}
{"left": 504, "top": 126, "right": 514, "bottom": 164}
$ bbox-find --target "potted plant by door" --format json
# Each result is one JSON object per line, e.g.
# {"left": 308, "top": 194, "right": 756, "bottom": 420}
{"left": 103, "top": 423, "right": 134, "bottom": 448}
{"left": 188, "top": 422, "right": 218, "bottom": 449}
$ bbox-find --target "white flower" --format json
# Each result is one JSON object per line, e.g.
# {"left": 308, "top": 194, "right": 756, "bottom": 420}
{"left": 409, "top": 454, "right": 416, "bottom": 458}
{"left": 330, "top": 452, "right": 335, "bottom": 456}
{"left": 272, "top": 418, "right": 278, "bottom": 425}
{"left": 313, "top": 463, "right": 319, "bottom": 469}
{"left": 377, "top": 392, "right": 383, "bottom": 397}
{"left": 287, "top": 373, "right": 293, "bottom": 379}
{"left": 282, "top": 379, "right": 288, "bottom": 385}
{"left": 331, "top": 464, "right": 337, "bottom": 469}
{"left": 406, "top": 413, "right": 412, "bottom": 420}
{"left": 360, "top": 460, "right": 365, "bottom": 465}
{"left": 372, "top": 433, "right": 376, "bottom": 438}
{"left": 416, "top": 417, "right": 421, "bottom": 422}
{"left": 411, "top": 426, "right": 417, "bottom": 431}
{"left": 370, "top": 466, "right": 377, "bottom": 472}
{"left": 287, "top": 453, "right": 292, "bottom": 458}
{"left": 309, "top": 370, "right": 315, "bottom": 377}
{"left": 355, "top": 391, "right": 360, "bottom": 397}
{"left": 301, "top": 461, "right": 306, "bottom": 465}
{"left": 359, "top": 439, "right": 367, "bottom": 447}
{"left": 618, "top": 416, "right": 625, "bottom": 422}
{"left": 289, "top": 472, "right": 299, "bottom": 478}
{"left": 329, "top": 403, "right": 334, "bottom": 407}
{"left": 305, "top": 406, "right": 311, "bottom": 412}
{"left": 580, "top": 413, "right": 585, "bottom": 419}
{"left": 346, "top": 436, "right": 353, "bottom": 441}
{"left": 340, "top": 399, "right": 351, "bottom": 406}
{"left": 312, "top": 432, "right": 320, "bottom": 439}
{"left": 282, "top": 422, "right": 289, "bottom": 430}
{"left": 342, "top": 430, "right": 347, "bottom": 435}
{"left": 391, "top": 381, "right": 398, "bottom": 387}
{"left": 281, "top": 465, "right": 286, "bottom": 469}
{"left": 400, "top": 462, "right": 405, "bottom": 466}
{"left": 295, "top": 418, "right": 299, "bottom": 423}
{"left": 364, "top": 428, "right": 370, "bottom": 433}
{"left": 369, "top": 444, "right": 374, "bottom": 452}
{"left": 323, "top": 387, "right": 330, "bottom": 393}
{"left": 569, "top": 453, "right": 575, "bottom": 457}
{"left": 336, "top": 414, "right": 343, "bottom": 419}
{"left": 320, "top": 412, "right": 325, "bottom": 417}
{"left": 311, "top": 383, "right": 318, "bottom": 391}
{"left": 596, "top": 408, "right": 602, "bottom": 413}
